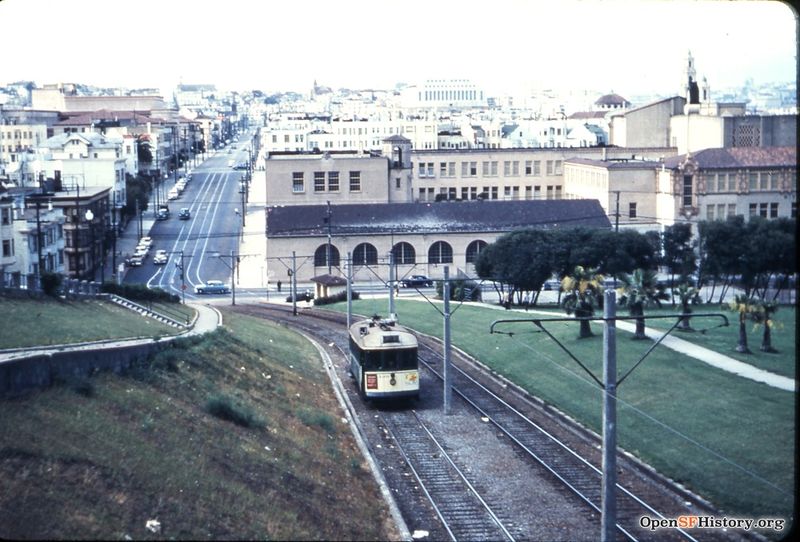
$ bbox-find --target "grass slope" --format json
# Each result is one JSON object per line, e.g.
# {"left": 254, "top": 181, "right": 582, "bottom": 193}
{"left": 0, "top": 310, "right": 397, "bottom": 540}
{"left": 328, "top": 298, "right": 795, "bottom": 522}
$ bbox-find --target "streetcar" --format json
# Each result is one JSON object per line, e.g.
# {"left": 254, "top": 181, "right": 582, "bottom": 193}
{"left": 349, "top": 315, "right": 419, "bottom": 400}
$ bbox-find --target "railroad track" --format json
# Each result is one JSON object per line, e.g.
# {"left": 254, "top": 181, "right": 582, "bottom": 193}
{"left": 381, "top": 409, "right": 516, "bottom": 541}
{"left": 417, "top": 344, "right": 700, "bottom": 542}
{"left": 238, "top": 305, "right": 741, "bottom": 542}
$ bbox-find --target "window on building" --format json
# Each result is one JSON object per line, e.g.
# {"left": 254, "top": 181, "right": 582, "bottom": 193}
{"left": 314, "top": 244, "right": 340, "bottom": 268}
{"left": 349, "top": 171, "right": 361, "bottom": 192}
{"left": 546, "top": 185, "right": 554, "bottom": 199}
{"left": 629, "top": 202, "right": 637, "bottom": 218}
{"left": 749, "top": 203, "right": 757, "bottom": 216}
{"left": 353, "top": 242, "right": 378, "bottom": 265}
{"left": 749, "top": 172, "right": 758, "bottom": 190}
{"left": 465, "top": 240, "right": 487, "bottom": 264}
{"left": 546, "top": 160, "right": 554, "bottom": 175}
{"left": 440, "top": 162, "right": 448, "bottom": 176}
{"left": 554, "top": 160, "right": 562, "bottom": 174}
{"left": 2, "top": 239, "right": 12, "bottom": 257}
{"left": 490, "top": 186, "right": 498, "bottom": 199}
{"left": 418, "top": 187, "right": 427, "bottom": 201}
{"left": 392, "top": 242, "right": 415, "bottom": 264}
{"left": 328, "top": 171, "right": 339, "bottom": 192}
{"left": 769, "top": 172, "right": 778, "bottom": 190}
{"left": 428, "top": 241, "right": 453, "bottom": 264}
{"left": 682, "top": 175, "right": 693, "bottom": 207}
{"left": 770, "top": 202, "right": 779, "bottom": 218}
{"left": 706, "top": 205, "right": 715, "bottom": 221}
{"left": 292, "top": 172, "right": 304, "bottom": 193}
{"left": 533, "top": 185, "right": 541, "bottom": 199}
{"left": 728, "top": 203, "right": 736, "bottom": 217}
{"left": 759, "top": 203, "right": 768, "bottom": 218}
{"left": 504, "top": 161, "right": 511, "bottom": 176}
{"left": 716, "top": 204, "right": 726, "bottom": 219}
{"left": 525, "top": 161, "right": 532, "bottom": 175}
{"left": 555, "top": 186, "right": 562, "bottom": 199}
{"left": 314, "top": 171, "right": 325, "bottom": 192}
{"left": 1, "top": 208, "right": 10, "bottom": 225}
{"left": 461, "top": 187, "right": 469, "bottom": 200}
{"left": 728, "top": 174, "right": 737, "bottom": 192}
{"left": 396, "top": 177, "right": 401, "bottom": 189}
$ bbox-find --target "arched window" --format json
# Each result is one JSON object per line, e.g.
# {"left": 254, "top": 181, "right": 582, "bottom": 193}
{"left": 314, "top": 244, "right": 340, "bottom": 268}
{"left": 353, "top": 243, "right": 378, "bottom": 265}
{"left": 428, "top": 241, "right": 453, "bottom": 264}
{"left": 465, "top": 240, "right": 487, "bottom": 264}
{"left": 391, "top": 242, "right": 416, "bottom": 265}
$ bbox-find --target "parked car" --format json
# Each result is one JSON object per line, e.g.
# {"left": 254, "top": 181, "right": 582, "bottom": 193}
{"left": 138, "top": 236, "right": 153, "bottom": 249}
{"left": 153, "top": 250, "right": 168, "bottom": 265}
{"left": 127, "top": 254, "right": 144, "bottom": 267}
{"left": 401, "top": 275, "right": 433, "bottom": 288}
{"left": 167, "top": 188, "right": 179, "bottom": 200}
{"left": 178, "top": 207, "right": 191, "bottom": 220}
{"left": 285, "top": 291, "right": 314, "bottom": 303}
{"left": 195, "top": 280, "right": 230, "bottom": 294}
{"left": 156, "top": 209, "right": 169, "bottom": 220}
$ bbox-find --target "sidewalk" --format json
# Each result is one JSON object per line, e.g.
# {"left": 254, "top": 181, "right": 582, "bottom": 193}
{"left": 472, "top": 301, "right": 796, "bottom": 393}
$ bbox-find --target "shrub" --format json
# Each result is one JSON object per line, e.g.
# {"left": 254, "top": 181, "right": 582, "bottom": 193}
{"left": 435, "top": 279, "right": 481, "bottom": 301}
{"left": 102, "top": 282, "right": 179, "bottom": 303}
{"left": 314, "top": 290, "right": 360, "bottom": 306}
{"left": 297, "top": 408, "right": 336, "bottom": 434}
{"left": 40, "top": 272, "right": 63, "bottom": 297}
{"left": 205, "top": 393, "right": 264, "bottom": 429}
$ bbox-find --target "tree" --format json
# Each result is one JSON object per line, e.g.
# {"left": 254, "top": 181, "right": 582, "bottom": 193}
{"left": 617, "top": 268, "right": 670, "bottom": 340}
{"left": 728, "top": 294, "right": 757, "bottom": 354}
{"left": 662, "top": 223, "right": 697, "bottom": 304}
{"left": 672, "top": 283, "right": 699, "bottom": 331}
{"left": 751, "top": 300, "right": 779, "bottom": 353}
{"left": 561, "top": 266, "right": 604, "bottom": 339}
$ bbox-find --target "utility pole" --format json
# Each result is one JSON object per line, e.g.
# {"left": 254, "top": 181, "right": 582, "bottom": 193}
{"left": 346, "top": 252, "right": 352, "bottom": 330}
{"left": 291, "top": 251, "right": 297, "bottom": 316}
{"left": 601, "top": 289, "right": 617, "bottom": 542}
{"left": 325, "top": 201, "right": 332, "bottom": 274}
{"left": 443, "top": 266, "right": 452, "bottom": 414}
{"left": 388, "top": 251, "right": 395, "bottom": 319}
{"left": 177, "top": 250, "right": 187, "bottom": 304}
{"left": 613, "top": 190, "right": 621, "bottom": 233}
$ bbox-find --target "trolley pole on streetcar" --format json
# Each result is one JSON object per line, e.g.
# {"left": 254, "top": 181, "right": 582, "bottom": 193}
{"left": 601, "top": 289, "right": 618, "bottom": 542}
{"left": 443, "top": 266, "right": 453, "bottom": 415}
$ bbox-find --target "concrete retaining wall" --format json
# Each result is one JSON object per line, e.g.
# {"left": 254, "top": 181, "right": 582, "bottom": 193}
{"left": 0, "top": 342, "right": 166, "bottom": 397}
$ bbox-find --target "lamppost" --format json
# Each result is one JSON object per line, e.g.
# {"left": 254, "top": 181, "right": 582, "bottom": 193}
{"left": 84, "top": 208, "right": 95, "bottom": 282}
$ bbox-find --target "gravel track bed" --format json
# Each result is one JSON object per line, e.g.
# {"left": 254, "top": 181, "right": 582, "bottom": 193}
{"left": 236, "top": 305, "right": 752, "bottom": 542}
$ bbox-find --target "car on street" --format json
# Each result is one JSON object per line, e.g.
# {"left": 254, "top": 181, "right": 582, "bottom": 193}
{"left": 167, "top": 188, "right": 179, "bottom": 200}
{"left": 401, "top": 275, "right": 433, "bottom": 288}
{"left": 127, "top": 254, "right": 144, "bottom": 267}
{"left": 153, "top": 250, "right": 168, "bottom": 265}
{"left": 138, "top": 236, "right": 152, "bottom": 249}
{"left": 156, "top": 209, "right": 169, "bottom": 220}
{"left": 178, "top": 207, "right": 191, "bottom": 220}
{"left": 195, "top": 280, "right": 230, "bottom": 294}
{"left": 285, "top": 291, "right": 314, "bottom": 303}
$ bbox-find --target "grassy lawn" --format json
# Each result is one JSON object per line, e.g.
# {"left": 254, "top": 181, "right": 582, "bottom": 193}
{"left": 0, "top": 296, "right": 188, "bottom": 349}
{"left": 325, "top": 297, "right": 795, "bottom": 522}
{"left": 633, "top": 304, "right": 797, "bottom": 379}
{"left": 0, "top": 310, "right": 397, "bottom": 540}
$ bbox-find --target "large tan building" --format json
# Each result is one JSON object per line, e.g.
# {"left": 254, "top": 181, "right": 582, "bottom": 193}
{"left": 657, "top": 146, "right": 797, "bottom": 233}
{"left": 265, "top": 199, "right": 611, "bottom": 283}
{"left": 410, "top": 146, "right": 673, "bottom": 203}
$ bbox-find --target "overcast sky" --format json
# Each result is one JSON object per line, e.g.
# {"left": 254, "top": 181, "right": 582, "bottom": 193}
{"left": 1, "top": 0, "right": 796, "bottom": 97}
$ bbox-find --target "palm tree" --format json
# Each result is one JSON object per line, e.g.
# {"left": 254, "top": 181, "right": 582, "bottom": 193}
{"left": 672, "top": 283, "right": 699, "bottom": 331}
{"left": 617, "top": 269, "right": 670, "bottom": 340}
{"left": 561, "top": 266, "right": 604, "bottom": 339}
{"left": 751, "top": 300, "right": 779, "bottom": 353}
{"left": 729, "top": 294, "right": 756, "bottom": 354}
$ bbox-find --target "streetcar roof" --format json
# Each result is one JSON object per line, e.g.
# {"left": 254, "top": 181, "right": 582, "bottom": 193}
{"left": 350, "top": 318, "right": 418, "bottom": 349}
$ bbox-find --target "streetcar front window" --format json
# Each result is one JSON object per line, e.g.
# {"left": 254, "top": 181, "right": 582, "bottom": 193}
{"left": 363, "top": 348, "right": 417, "bottom": 370}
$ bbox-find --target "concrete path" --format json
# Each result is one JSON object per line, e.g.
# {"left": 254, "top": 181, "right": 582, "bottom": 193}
{"left": 484, "top": 302, "right": 795, "bottom": 393}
